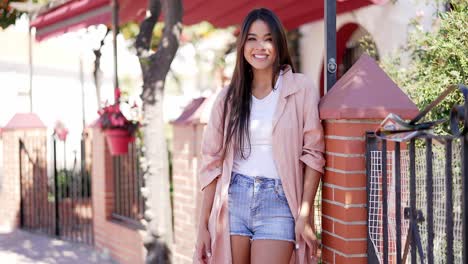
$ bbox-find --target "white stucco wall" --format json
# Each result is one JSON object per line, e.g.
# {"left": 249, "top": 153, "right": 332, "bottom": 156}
{"left": 299, "top": 0, "right": 439, "bottom": 89}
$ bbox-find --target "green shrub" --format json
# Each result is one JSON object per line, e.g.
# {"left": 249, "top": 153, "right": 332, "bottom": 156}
{"left": 379, "top": 2, "right": 468, "bottom": 134}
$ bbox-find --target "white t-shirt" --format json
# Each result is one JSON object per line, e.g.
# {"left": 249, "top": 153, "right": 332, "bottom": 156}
{"left": 232, "top": 73, "right": 282, "bottom": 179}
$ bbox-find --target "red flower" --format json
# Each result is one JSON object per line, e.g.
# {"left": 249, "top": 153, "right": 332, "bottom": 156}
{"left": 54, "top": 121, "right": 69, "bottom": 141}
{"left": 97, "top": 96, "right": 140, "bottom": 135}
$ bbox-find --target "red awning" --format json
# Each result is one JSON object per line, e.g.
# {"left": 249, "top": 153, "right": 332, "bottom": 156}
{"left": 31, "top": 0, "right": 387, "bottom": 41}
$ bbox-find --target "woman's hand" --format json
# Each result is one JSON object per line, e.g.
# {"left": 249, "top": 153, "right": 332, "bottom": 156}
{"left": 195, "top": 178, "right": 218, "bottom": 263}
{"left": 295, "top": 214, "right": 319, "bottom": 258}
{"left": 195, "top": 225, "right": 212, "bottom": 263}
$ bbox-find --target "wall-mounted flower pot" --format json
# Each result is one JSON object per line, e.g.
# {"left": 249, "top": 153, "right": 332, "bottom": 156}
{"left": 104, "top": 129, "right": 134, "bottom": 155}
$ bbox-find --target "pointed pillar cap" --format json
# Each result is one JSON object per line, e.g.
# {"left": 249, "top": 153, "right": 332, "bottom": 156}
{"left": 319, "top": 54, "right": 419, "bottom": 120}
{"left": 3, "top": 113, "right": 46, "bottom": 131}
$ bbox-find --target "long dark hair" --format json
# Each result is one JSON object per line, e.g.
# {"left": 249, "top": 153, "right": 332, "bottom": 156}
{"left": 220, "top": 8, "right": 295, "bottom": 160}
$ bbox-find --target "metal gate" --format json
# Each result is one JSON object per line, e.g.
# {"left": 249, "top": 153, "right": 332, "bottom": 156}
{"left": 366, "top": 84, "right": 468, "bottom": 264}
{"left": 19, "top": 134, "right": 93, "bottom": 245}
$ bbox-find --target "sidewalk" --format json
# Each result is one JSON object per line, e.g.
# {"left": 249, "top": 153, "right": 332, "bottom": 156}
{"left": 0, "top": 227, "right": 116, "bottom": 264}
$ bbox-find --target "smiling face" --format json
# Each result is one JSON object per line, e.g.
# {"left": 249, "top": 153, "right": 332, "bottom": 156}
{"left": 243, "top": 19, "right": 277, "bottom": 73}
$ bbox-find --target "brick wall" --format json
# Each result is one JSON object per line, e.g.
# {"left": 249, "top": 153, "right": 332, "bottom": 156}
{"left": 172, "top": 124, "right": 205, "bottom": 264}
{"left": 91, "top": 128, "right": 145, "bottom": 264}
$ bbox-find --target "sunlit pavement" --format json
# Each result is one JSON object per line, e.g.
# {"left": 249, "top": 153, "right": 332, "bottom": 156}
{"left": 0, "top": 227, "right": 116, "bottom": 264}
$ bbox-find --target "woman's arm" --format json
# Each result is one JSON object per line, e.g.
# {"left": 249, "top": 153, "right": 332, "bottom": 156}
{"left": 199, "top": 177, "right": 218, "bottom": 226}
{"left": 195, "top": 90, "right": 226, "bottom": 262}
{"left": 298, "top": 167, "right": 321, "bottom": 220}
{"left": 295, "top": 167, "right": 322, "bottom": 258}
{"left": 195, "top": 177, "right": 218, "bottom": 262}
{"left": 295, "top": 76, "right": 325, "bottom": 258}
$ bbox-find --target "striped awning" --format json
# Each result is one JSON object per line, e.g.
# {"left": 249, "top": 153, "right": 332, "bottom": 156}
{"left": 31, "top": 0, "right": 388, "bottom": 41}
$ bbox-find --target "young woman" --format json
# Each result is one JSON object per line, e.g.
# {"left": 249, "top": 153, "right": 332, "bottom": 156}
{"left": 194, "top": 8, "right": 325, "bottom": 264}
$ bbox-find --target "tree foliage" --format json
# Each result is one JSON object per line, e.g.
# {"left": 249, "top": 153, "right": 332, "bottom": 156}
{"left": 0, "top": 0, "right": 48, "bottom": 29}
{"left": 381, "top": 2, "right": 467, "bottom": 134}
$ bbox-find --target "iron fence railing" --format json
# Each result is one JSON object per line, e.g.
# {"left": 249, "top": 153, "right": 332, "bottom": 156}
{"left": 366, "top": 84, "right": 468, "bottom": 264}
{"left": 19, "top": 134, "right": 93, "bottom": 245}
{"left": 19, "top": 137, "right": 51, "bottom": 236}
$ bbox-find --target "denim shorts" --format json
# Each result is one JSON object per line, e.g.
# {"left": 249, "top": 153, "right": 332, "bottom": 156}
{"left": 228, "top": 172, "right": 295, "bottom": 243}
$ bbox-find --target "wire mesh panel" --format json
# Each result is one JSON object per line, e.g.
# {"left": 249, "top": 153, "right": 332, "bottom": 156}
{"left": 367, "top": 135, "right": 465, "bottom": 264}
{"left": 368, "top": 147, "right": 410, "bottom": 264}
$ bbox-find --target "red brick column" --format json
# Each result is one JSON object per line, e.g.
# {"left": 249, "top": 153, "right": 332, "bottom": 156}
{"left": 0, "top": 113, "right": 46, "bottom": 230}
{"left": 318, "top": 54, "right": 419, "bottom": 263}
{"left": 172, "top": 124, "right": 205, "bottom": 263}
{"left": 171, "top": 97, "right": 210, "bottom": 264}
{"left": 320, "top": 119, "right": 380, "bottom": 263}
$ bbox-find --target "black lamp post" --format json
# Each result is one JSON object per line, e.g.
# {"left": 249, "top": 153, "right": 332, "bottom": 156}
{"left": 324, "top": 0, "right": 337, "bottom": 94}
{"left": 10, "top": 1, "right": 42, "bottom": 112}
{"left": 112, "top": 0, "right": 119, "bottom": 104}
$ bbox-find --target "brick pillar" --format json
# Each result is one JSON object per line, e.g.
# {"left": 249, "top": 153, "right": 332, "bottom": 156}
{"left": 318, "top": 54, "right": 419, "bottom": 263}
{"left": 172, "top": 123, "right": 205, "bottom": 264}
{"left": 320, "top": 119, "right": 380, "bottom": 263}
{"left": 171, "top": 97, "right": 211, "bottom": 264}
{"left": 0, "top": 113, "right": 47, "bottom": 229}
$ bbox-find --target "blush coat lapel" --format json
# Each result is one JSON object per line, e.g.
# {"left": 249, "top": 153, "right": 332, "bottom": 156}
{"left": 272, "top": 67, "right": 301, "bottom": 132}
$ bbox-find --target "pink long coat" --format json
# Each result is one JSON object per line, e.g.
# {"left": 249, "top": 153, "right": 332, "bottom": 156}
{"left": 197, "top": 67, "right": 325, "bottom": 264}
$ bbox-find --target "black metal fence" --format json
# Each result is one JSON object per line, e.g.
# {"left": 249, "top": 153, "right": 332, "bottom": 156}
{"left": 19, "top": 137, "right": 52, "bottom": 236}
{"left": 19, "top": 134, "right": 93, "bottom": 245}
{"left": 52, "top": 136, "right": 93, "bottom": 244}
{"left": 366, "top": 85, "right": 467, "bottom": 263}
{"left": 112, "top": 142, "right": 144, "bottom": 227}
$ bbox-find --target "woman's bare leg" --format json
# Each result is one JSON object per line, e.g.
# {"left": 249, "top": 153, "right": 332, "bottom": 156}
{"left": 231, "top": 235, "right": 251, "bottom": 264}
{"left": 251, "top": 240, "right": 294, "bottom": 264}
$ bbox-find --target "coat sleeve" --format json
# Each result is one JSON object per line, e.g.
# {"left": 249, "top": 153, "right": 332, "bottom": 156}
{"left": 299, "top": 78, "right": 325, "bottom": 174}
{"left": 199, "top": 90, "right": 226, "bottom": 191}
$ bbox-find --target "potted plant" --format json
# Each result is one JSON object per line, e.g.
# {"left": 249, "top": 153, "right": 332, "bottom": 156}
{"left": 97, "top": 89, "right": 140, "bottom": 155}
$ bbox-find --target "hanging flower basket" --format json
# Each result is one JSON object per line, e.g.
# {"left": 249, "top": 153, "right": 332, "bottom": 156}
{"left": 104, "top": 129, "right": 135, "bottom": 155}
{"left": 97, "top": 88, "right": 141, "bottom": 156}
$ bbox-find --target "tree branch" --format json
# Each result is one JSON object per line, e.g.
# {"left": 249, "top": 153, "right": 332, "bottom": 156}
{"left": 135, "top": 0, "right": 162, "bottom": 74}
{"left": 93, "top": 27, "right": 111, "bottom": 107}
{"left": 148, "top": 0, "right": 182, "bottom": 76}
{"left": 138, "top": 0, "right": 183, "bottom": 105}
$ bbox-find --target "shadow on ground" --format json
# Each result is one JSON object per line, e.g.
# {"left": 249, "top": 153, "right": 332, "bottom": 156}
{"left": 0, "top": 228, "right": 116, "bottom": 264}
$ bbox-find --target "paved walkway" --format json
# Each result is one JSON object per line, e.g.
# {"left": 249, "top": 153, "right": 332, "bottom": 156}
{"left": 0, "top": 228, "right": 116, "bottom": 264}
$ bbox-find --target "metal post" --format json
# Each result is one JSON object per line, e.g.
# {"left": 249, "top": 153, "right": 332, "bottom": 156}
{"left": 80, "top": 138, "right": 87, "bottom": 242}
{"left": 426, "top": 139, "right": 434, "bottom": 264}
{"left": 112, "top": 0, "right": 119, "bottom": 103}
{"left": 463, "top": 134, "right": 468, "bottom": 264}
{"left": 409, "top": 139, "right": 416, "bottom": 263}
{"left": 19, "top": 140, "right": 24, "bottom": 227}
{"left": 463, "top": 85, "right": 468, "bottom": 264}
{"left": 382, "top": 140, "right": 389, "bottom": 264}
{"left": 395, "top": 142, "right": 402, "bottom": 264}
{"left": 80, "top": 49, "right": 85, "bottom": 131}
{"left": 53, "top": 137, "right": 60, "bottom": 236}
{"left": 366, "top": 133, "right": 380, "bottom": 263}
{"left": 445, "top": 139, "right": 454, "bottom": 263}
{"left": 324, "top": 0, "right": 337, "bottom": 94}
{"left": 79, "top": 44, "right": 88, "bottom": 241}
{"left": 28, "top": 14, "right": 33, "bottom": 112}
